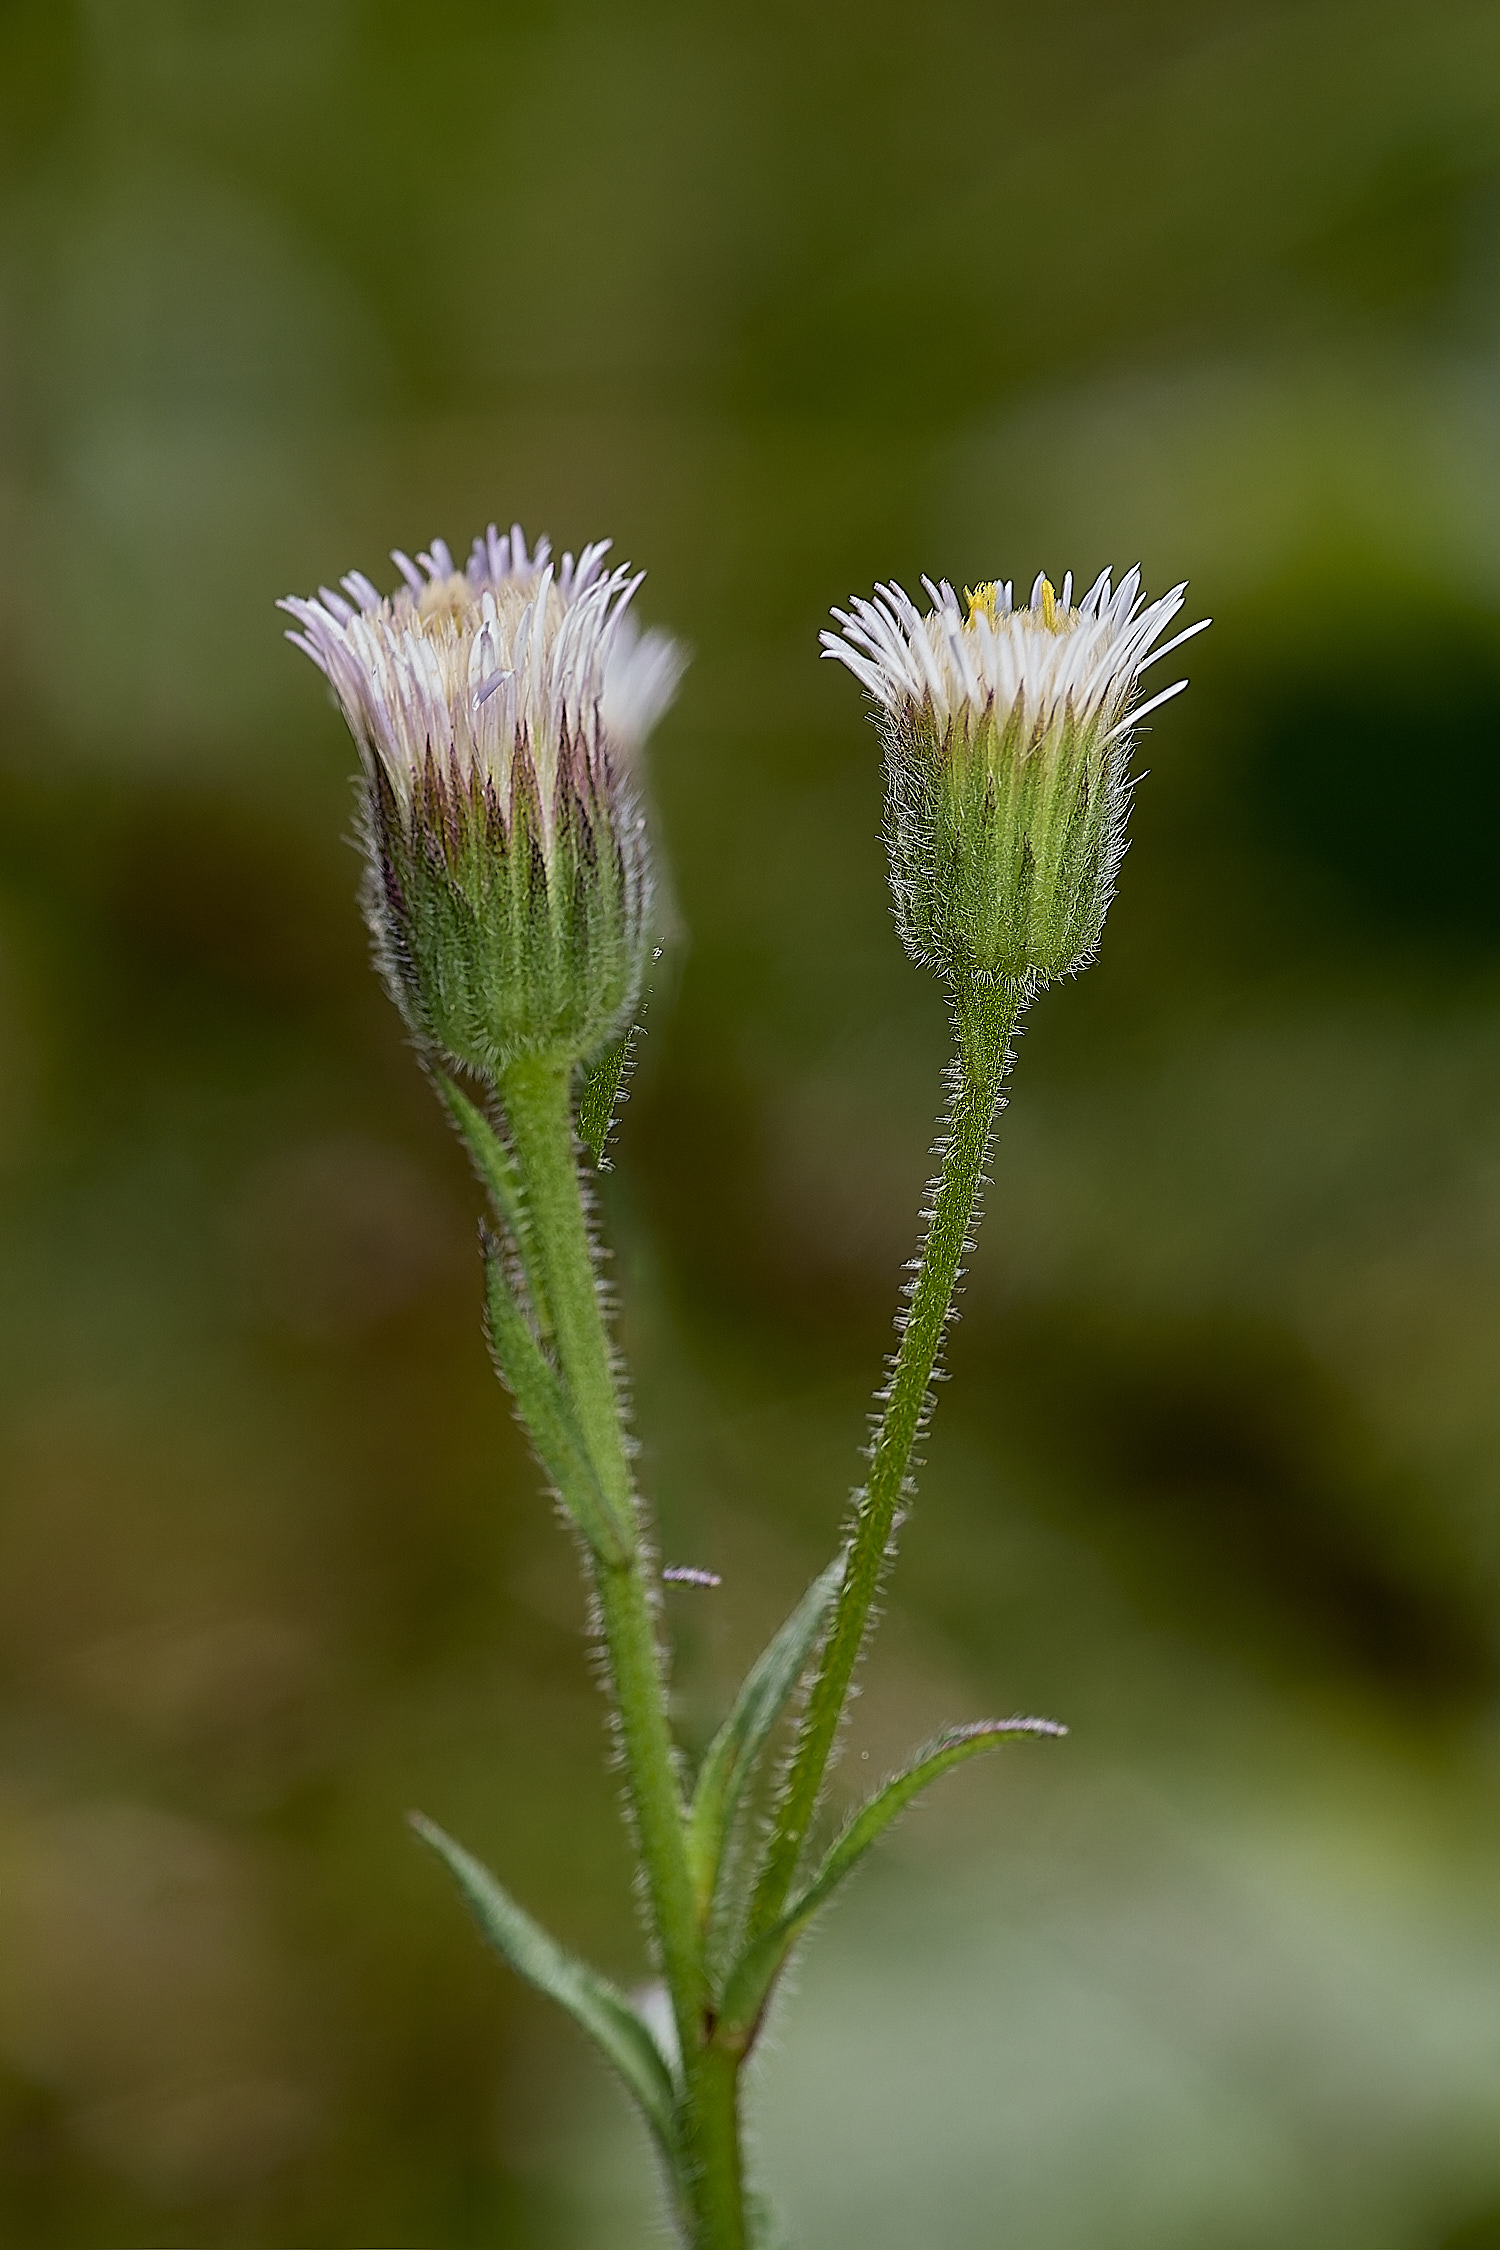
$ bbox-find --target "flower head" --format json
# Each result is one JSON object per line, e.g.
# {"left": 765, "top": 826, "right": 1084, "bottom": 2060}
{"left": 823, "top": 568, "right": 1207, "bottom": 988}
{"left": 282, "top": 526, "right": 685, "bottom": 1079}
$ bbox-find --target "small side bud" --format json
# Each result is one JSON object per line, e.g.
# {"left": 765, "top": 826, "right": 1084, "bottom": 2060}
{"left": 823, "top": 568, "right": 1206, "bottom": 990}
{"left": 282, "top": 526, "right": 686, "bottom": 1081}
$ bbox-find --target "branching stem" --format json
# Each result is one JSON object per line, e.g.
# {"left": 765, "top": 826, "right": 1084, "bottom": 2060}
{"left": 498, "top": 980, "right": 1020, "bottom": 2248}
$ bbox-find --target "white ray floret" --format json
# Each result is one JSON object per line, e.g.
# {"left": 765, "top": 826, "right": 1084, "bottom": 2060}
{"left": 821, "top": 567, "right": 1208, "bottom": 746}
{"left": 280, "top": 524, "right": 686, "bottom": 835}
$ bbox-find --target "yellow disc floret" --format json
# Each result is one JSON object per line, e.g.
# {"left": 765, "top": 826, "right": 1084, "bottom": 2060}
{"left": 966, "top": 578, "right": 1064, "bottom": 631}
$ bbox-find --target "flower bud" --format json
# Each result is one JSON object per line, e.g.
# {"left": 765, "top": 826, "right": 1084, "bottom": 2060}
{"left": 823, "top": 569, "right": 1206, "bottom": 989}
{"left": 283, "top": 526, "right": 684, "bottom": 1080}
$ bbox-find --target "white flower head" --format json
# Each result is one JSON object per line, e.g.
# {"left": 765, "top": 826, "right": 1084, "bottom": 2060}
{"left": 822, "top": 567, "right": 1206, "bottom": 751}
{"left": 823, "top": 567, "right": 1207, "bottom": 987}
{"left": 280, "top": 527, "right": 686, "bottom": 1080}
{"left": 280, "top": 524, "right": 685, "bottom": 848}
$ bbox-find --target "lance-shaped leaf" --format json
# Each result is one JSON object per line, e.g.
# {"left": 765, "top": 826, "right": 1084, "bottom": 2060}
{"left": 686, "top": 1560, "right": 843, "bottom": 1922}
{"left": 440, "top": 1074, "right": 553, "bottom": 1341}
{"left": 718, "top": 1716, "right": 1065, "bottom": 2043}
{"left": 484, "top": 1244, "right": 630, "bottom": 1569}
{"left": 412, "top": 1814, "right": 680, "bottom": 2160}
{"left": 577, "top": 1031, "right": 635, "bottom": 1170}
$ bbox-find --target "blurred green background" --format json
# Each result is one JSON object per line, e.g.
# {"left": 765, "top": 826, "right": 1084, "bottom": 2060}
{"left": 4, "top": 2, "right": 1500, "bottom": 2245}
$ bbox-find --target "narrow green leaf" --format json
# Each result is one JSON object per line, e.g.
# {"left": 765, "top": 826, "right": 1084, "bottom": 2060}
{"left": 411, "top": 1814, "right": 680, "bottom": 2158}
{"left": 439, "top": 1074, "right": 553, "bottom": 1341}
{"left": 687, "top": 1560, "right": 843, "bottom": 1921}
{"left": 483, "top": 1246, "right": 630, "bottom": 1569}
{"left": 577, "top": 1032, "right": 634, "bottom": 1169}
{"left": 437, "top": 1072, "right": 525, "bottom": 1234}
{"left": 720, "top": 1716, "right": 1065, "bottom": 2040}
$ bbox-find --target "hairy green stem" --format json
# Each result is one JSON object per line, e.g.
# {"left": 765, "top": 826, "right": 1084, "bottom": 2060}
{"left": 499, "top": 1059, "right": 705, "bottom": 2085}
{"left": 684, "top": 2041, "right": 747, "bottom": 2250}
{"left": 750, "top": 978, "right": 1023, "bottom": 1936}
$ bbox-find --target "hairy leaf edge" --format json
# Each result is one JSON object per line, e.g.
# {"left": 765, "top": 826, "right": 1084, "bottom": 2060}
{"left": 719, "top": 1716, "right": 1065, "bottom": 2041}
{"left": 411, "top": 1813, "right": 680, "bottom": 2156}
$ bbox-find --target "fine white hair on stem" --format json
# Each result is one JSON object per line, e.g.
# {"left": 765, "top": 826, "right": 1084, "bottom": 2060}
{"left": 821, "top": 567, "right": 1209, "bottom": 741}
{"left": 280, "top": 524, "right": 687, "bottom": 838}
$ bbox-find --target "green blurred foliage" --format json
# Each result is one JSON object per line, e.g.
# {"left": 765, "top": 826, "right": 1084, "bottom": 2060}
{"left": 3, "top": 1, "right": 1500, "bottom": 2244}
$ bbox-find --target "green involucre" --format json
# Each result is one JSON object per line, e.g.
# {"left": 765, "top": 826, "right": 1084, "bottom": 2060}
{"left": 885, "top": 698, "right": 1131, "bottom": 986}
{"left": 365, "top": 738, "right": 652, "bottom": 1079}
